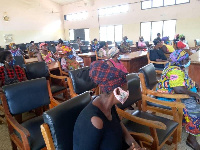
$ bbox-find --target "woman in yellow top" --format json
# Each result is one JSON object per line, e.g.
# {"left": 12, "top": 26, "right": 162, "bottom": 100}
{"left": 156, "top": 50, "right": 200, "bottom": 150}
{"left": 161, "top": 37, "right": 175, "bottom": 53}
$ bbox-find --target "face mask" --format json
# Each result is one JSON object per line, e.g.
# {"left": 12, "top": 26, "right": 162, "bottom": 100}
{"left": 126, "top": 39, "right": 129, "bottom": 43}
{"left": 183, "top": 60, "right": 190, "bottom": 68}
{"left": 117, "top": 55, "right": 121, "bottom": 61}
{"left": 113, "top": 87, "right": 129, "bottom": 104}
{"left": 5, "top": 59, "right": 15, "bottom": 66}
{"left": 94, "top": 41, "right": 98, "bottom": 44}
{"left": 140, "top": 39, "right": 144, "bottom": 42}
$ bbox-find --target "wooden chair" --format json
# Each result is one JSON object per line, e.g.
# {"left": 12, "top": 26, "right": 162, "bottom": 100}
{"left": 139, "top": 63, "right": 189, "bottom": 142}
{"left": 0, "top": 78, "right": 59, "bottom": 150}
{"left": 67, "top": 67, "right": 99, "bottom": 98}
{"left": 147, "top": 52, "right": 168, "bottom": 74}
{"left": 117, "top": 73, "right": 184, "bottom": 150}
{"left": 24, "top": 61, "right": 68, "bottom": 101}
{"left": 41, "top": 92, "right": 91, "bottom": 150}
{"left": 0, "top": 99, "right": 6, "bottom": 124}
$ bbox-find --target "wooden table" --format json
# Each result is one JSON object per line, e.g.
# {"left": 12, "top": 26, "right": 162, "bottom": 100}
{"left": 130, "top": 45, "right": 137, "bottom": 51}
{"left": 25, "top": 58, "right": 38, "bottom": 64}
{"left": 48, "top": 61, "right": 60, "bottom": 71}
{"left": 120, "top": 51, "right": 148, "bottom": 73}
{"left": 189, "top": 51, "right": 200, "bottom": 86}
{"left": 78, "top": 52, "right": 96, "bottom": 66}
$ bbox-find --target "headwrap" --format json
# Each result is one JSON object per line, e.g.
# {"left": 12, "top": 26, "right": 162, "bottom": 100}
{"left": 169, "top": 50, "right": 189, "bottom": 66}
{"left": 179, "top": 34, "right": 185, "bottom": 39}
{"left": 161, "top": 37, "right": 169, "bottom": 44}
{"left": 89, "top": 60, "right": 127, "bottom": 93}
{"left": 177, "top": 41, "right": 186, "bottom": 49}
{"left": 108, "top": 47, "right": 119, "bottom": 58}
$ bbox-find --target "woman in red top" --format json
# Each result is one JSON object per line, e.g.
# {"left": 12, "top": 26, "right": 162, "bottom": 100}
{"left": 0, "top": 51, "right": 27, "bottom": 90}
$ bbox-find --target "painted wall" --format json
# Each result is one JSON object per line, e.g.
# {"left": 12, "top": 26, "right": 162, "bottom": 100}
{"left": 0, "top": 0, "right": 64, "bottom": 47}
{"left": 62, "top": 0, "right": 200, "bottom": 46}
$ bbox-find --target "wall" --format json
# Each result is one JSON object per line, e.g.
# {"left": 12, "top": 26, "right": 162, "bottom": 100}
{"left": 0, "top": 0, "right": 64, "bottom": 47}
{"left": 62, "top": 0, "right": 200, "bottom": 46}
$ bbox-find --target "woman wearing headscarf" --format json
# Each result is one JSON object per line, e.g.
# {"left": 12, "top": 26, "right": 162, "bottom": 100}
{"left": 0, "top": 51, "right": 27, "bottom": 91}
{"left": 161, "top": 37, "right": 175, "bottom": 53}
{"left": 156, "top": 50, "right": 200, "bottom": 149}
{"left": 120, "top": 36, "right": 130, "bottom": 53}
{"left": 107, "top": 44, "right": 128, "bottom": 73}
{"left": 73, "top": 60, "right": 144, "bottom": 150}
{"left": 177, "top": 34, "right": 189, "bottom": 49}
{"left": 138, "top": 36, "right": 146, "bottom": 49}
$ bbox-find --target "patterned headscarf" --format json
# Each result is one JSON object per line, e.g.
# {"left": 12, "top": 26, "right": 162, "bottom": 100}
{"left": 89, "top": 60, "right": 127, "bottom": 93}
{"left": 169, "top": 50, "right": 189, "bottom": 66}
{"left": 108, "top": 47, "right": 119, "bottom": 58}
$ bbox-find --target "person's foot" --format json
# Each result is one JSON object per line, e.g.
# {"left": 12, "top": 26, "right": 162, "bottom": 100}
{"left": 186, "top": 134, "right": 200, "bottom": 150}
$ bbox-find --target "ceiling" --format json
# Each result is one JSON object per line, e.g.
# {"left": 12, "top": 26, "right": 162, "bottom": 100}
{"left": 50, "top": 0, "right": 83, "bottom": 5}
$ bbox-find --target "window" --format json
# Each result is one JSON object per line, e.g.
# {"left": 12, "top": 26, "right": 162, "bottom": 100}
{"left": 69, "top": 29, "right": 74, "bottom": 40}
{"left": 99, "top": 25, "right": 122, "bottom": 42}
{"left": 98, "top": 4, "right": 129, "bottom": 17}
{"left": 66, "top": 11, "right": 88, "bottom": 21}
{"left": 140, "top": 20, "right": 176, "bottom": 41}
{"left": 142, "top": 0, "right": 189, "bottom": 9}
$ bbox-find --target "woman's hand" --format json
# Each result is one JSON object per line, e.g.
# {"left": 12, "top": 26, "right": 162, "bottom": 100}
{"left": 127, "top": 143, "right": 146, "bottom": 150}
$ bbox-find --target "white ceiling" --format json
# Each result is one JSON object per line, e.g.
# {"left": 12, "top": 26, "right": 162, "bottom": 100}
{"left": 50, "top": 0, "right": 83, "bottom": 5}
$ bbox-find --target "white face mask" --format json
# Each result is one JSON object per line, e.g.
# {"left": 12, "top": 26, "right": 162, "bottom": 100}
{"left": 113, "top": 87, "right": 129, "bottom": 104}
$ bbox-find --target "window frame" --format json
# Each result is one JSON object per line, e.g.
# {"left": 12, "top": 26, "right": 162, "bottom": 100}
{"left": 140, "top": 19, "right": 176, "bottom": 41}
{"left": 98, "top": 4, "right": 129, "bottom": 17}
{"left": 66, "top": 11, "right": 88, "bottom": 21}
{"left": 99, "top": 25, "right": 123, "bottom": 42}
{"left": 141, "top": 0, "right": 190, "bottom": 10}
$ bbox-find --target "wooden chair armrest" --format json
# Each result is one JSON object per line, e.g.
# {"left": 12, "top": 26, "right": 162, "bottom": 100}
{"left": 41, "top": 123, "right": 55, "bottom": 150}
{"left": 7, "top": 116, "right": 30, "bottom": 137}
{"left": 142, "top": 94, "right": 185, "bottom": 108}
{"left": 60, "top": 71, "right": 69, "bottom": 76}
{"left": 50, "top": 74, "right": 67, "bottom": 80}
{"left": 116, "top": 108, "right": 166, "bottom": 130}
{"left": 49, "top": 98, "right": 60, "bottom": 108}
{"left": 149, "top": 61, "right": 169, "bottom": 65}
{"left": 146, "top": 89, "right": 189, "bottom": 99}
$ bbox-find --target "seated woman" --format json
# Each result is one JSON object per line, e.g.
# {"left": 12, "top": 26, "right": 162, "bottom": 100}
{"left": 149, "top": 39, "right": 168, "bottom": 69}
{"left": 138, "top": 36, "right": 146, "bottom": 49}
{"left": 91, "top": 38, "right": 100, "bottom": 52}
{"left": 0, "top": 51, "right": 27, "bottom": 90}
{"left": 156, "top": 50, "right": 200, "bottom": 150}
{"left": 73, "top": 60, "right": 144, "bottom": 150}
{"left": 177, "top": 34, "right": 189, "bottom": 49}
{"left": 55, "top": 39, "right": 63, "bottom": 53}
{"left": 107, "top": 45, "right": 128, "bottom": 73}
{"left": 98, "top": 42, "right": 109, "bottom": 58}
{"left": 29, "top": 41, "right": 39, "bottom": 57}
{"left": 60, "top": 46, "right": 80, "bottom": 72}
{"left": 120, "top": 36, "right": 130, "bottom": 53}
{"left": 9, "top": 43, "right": 24, "bottom": 57}
{"left": 161, "top": 37, "right": 175, "bottom": 53}
{"left": 37, "top": 43, "right": 57, "bottom": 63}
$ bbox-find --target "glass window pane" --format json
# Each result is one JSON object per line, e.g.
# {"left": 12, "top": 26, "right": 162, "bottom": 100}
{"left": 107, "top": 26, "right": 115, "bottom": 42}
{"left": 84, "top": 29, "right": 90, "bottom": 41}
{"left": 100, "top": 27, "right": 107, "bottom": 41}
{"left": 152, "top": 0, "right": 163, "bottom": 7}
{"left": 176, "top": 0, "right": 189, "bottom": 4}
{"left": 120, "top": 5, "right": 129, "bottom": 13}
{"left": 152, "top": 21, "right": 163, "bottom": 40}
{"left": 115, "top": 25, "right": 122, "bottom": 42}
{"left": 163, "top": 20, "right": 176, "bottom": 40}
{"left": 164, "top": 0, "right": 175, "bottom": 6}
{"left": 69, "top": 29, "right": 74, "bottom": 40}
{"left": 141, "top": 22, "right": 151, "bottom": 41}
{"left": 142, "top": 1, "right": 151, "bottom": 9}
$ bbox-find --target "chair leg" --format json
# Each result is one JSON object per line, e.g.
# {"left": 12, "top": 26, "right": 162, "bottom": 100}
{"left": 11, "top": 141, "right": 17, "bottom": 150}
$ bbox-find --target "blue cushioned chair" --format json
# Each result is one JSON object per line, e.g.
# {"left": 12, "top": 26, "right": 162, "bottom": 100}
{"left": 41, "top": 92, "right": 91, "bottom": 150}
{"left": 0, "top": 78, "right": 55, "bottom": 150}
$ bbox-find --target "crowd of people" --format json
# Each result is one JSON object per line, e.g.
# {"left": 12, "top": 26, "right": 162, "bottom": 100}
{"left": 1, "top": 33, "right": 200, "bottom": 150}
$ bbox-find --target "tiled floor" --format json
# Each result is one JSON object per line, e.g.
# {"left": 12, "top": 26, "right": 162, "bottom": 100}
{"left": 0, "top": 118, "right": 199, "bottom": 150}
